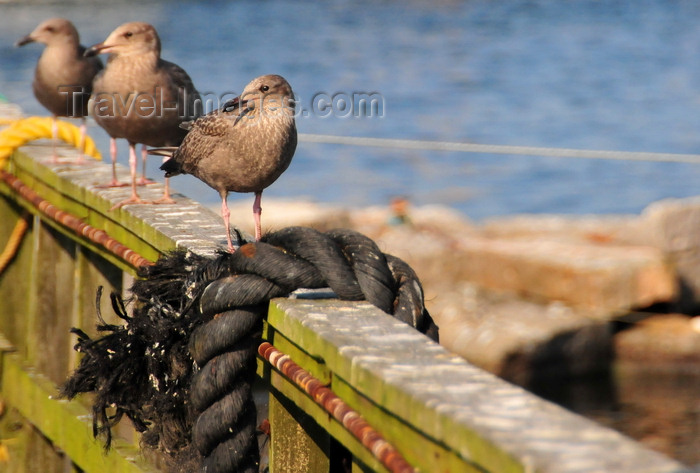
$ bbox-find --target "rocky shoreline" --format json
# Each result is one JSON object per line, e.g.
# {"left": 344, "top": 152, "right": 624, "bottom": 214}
{"left": 221, "top": 196, "right": 700, "bottom": 377}
{"left": 222, "top": 196, "right": 700, "bottom": 465}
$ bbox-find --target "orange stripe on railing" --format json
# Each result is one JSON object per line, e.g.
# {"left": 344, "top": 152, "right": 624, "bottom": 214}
{"left": 258, "top": 341, "right": 415, "bottom": 473}
{"left": 0, "top": 170, "right": 153, "bottom": 268}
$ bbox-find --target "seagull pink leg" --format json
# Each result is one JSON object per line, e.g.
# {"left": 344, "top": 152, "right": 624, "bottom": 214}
{"left": 137, "top": 144, "right": 154, "bottom": 185}
{"left": 154, "top": 155, "right": 176, "bottom": 205}
{"left": 50, "top": 116, "right": 59, "bottom": 163}
{"left": 77, "top": 118, "right": 87, "bottom": 164}
{"left": 96, "top": 138, "right": 128, "bottom": 187}
{"left": 154, "top": 176, "right": 176, "bottom": 204}
{"left": 253, "top": 191, "right": 263, "bottom": 241}
{"left": 110, "top": 138, "right": 118, "bottom": 183}
{"left": 129, "top": 143, "right": 139, "bottom": 199}
{"left": 111, "top": 143, "right": 152, "bottom": 209}
{"left": 221, "top": 193, "right": 235, "bottom": 252}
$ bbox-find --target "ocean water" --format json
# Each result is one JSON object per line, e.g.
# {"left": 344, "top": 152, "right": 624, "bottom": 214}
{"left": 3, "top": 0, "right": 700, "bottom": 220}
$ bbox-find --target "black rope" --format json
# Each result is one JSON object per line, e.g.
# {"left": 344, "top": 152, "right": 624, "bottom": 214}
{"left": 190, "top": 308, "right": 262, "bottom": 473}
{"left": 61, "top": 226, "right": 438, "bottom": 473}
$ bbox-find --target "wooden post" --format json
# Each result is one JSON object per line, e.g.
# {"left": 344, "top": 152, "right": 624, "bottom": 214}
{"left": 269, "top": 390, "right": 331, "bottom": 472}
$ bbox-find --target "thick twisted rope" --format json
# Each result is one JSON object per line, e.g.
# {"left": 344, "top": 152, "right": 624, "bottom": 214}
{"left": 62, "top": 226, "right": 437, "bottom": 473}
{"left": 189, "top": 307, "right": 263, "bottom": 473}
{"left": 188, "top": 228, "right": 436, "bottom": 471}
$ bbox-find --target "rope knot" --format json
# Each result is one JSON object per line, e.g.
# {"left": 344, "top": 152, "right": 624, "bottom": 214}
{"left": 62, "top": 226, "right": 438, "bottom": 472}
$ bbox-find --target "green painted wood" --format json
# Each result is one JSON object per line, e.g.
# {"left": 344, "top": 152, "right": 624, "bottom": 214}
{"left": 0, "top": 331, "right": 16, "bottom": 393}
{"left": 329, "top": 375, "right": 491, "bottom": 473}
{"left": 0, "top": 198, "right": 33, "bottom": 355}
{"left": 3, "top": 145, "right": 228, "bottom": 264}
{"left": 0, "top": 179, "right": 141, "bottom": 274}
{"left": 24, "top": 214, "right": 41, "bottom": 366}
{"left": 0, "top": 146, "right": 163, "bottom": 470}
{"left": 32, "top": 221, "right": 78, "bottom": 384}
{"left": 264, "top": 300, "right": 493, "bottom": 473}
{"left": 0, "top": 122, "right": 227, "bottom": 472}
{"left": 268, "top": 390, "right": 331, "bottom": 473}
{"left": 263, "top": 367, "right": 389, "bottom": 473}
{"left": 0, "top": 126, "right": 232, "bottom": 472}
{"left": 266, "top": 298, "right": 691, "bottom": 473}
{"left": 261, "top": 324, "right": 332, "bottom": 385}
{"left": 75, "top": 247, "right": 125, "bottom": 335}
{"left": 6, "top": 150, "right": 166, "bottom": 269}
{"left": 1, "top": 352, "right": 158, "bottom": 473}
{"left": 1, "top": 407, "right": 74, "bottom": 473}
{"left": 10, "top": 156, "right": 91, "bottom": 220}
{"left": 261, "top": 309, "right": 483, "bottom": 473}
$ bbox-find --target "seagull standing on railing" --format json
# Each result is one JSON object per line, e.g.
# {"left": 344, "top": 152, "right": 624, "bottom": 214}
{"left": 16, "top": 18, "right": 103, "bottom": 163}
{"left": 85, "top": 21, "right": 201, "bottom": 207}
{"left": 150, "top": 74, "right": 297, "bottom": 252}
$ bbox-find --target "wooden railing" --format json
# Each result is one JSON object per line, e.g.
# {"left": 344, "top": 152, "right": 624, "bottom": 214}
{"left": 0, "top": 117, "right": 690, "bottom": 472}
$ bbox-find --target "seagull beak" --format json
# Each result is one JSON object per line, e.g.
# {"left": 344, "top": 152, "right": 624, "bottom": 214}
{"left": 84, "top": 42, "right": 112, "bottom": 57}
{"left": 15, "top": 35, "right": 34, "bottom": 47}
{"left": 221, "top": 96, "right": 241, "bottom": 112}
{"left": 240, "top": 93, "right": 257, "bottom": 109}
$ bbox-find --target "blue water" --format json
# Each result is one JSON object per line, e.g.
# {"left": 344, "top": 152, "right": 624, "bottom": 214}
{"left": 2, "top": 0, "right": 700, "bottom": 220}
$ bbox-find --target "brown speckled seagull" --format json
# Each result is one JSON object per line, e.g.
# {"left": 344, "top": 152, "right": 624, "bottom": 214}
{"left": 85, "top": 21, "right": 201, "bottom": 207}
{"left": 16, "top": 18, "right": 103, "bottom": 163}
{"left": 151, "top": 74, "right": 297, "bottom": 252}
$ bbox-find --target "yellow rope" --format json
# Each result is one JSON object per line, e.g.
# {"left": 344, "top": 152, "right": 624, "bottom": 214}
{"left": 0, "top": 116, "right": 102, "bottom": 169}
{"left": 0, "top": 116, "right": 102, "bottom": 272}
{"left": 0, "top": 212, "right": 30, "bottom": 276}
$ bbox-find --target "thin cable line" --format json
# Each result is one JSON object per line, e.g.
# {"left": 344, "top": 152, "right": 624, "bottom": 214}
{"left": 299, "top": 133, "right": 700, "bottom": 164}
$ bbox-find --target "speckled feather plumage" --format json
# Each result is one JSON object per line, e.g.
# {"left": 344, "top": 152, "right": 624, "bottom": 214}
{"left": 162, "top": 75, "right": 297, "bottom": 195}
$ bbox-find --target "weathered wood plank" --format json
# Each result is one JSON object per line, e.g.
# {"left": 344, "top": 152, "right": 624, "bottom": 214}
{"left": 74, "top": 247, "right": 124, "bottom": 334}
{"left": 0, "top": 198, "right": 33, "bottom": 353}
{"left": 0, "top": 178, "right": 140, "bottom": 274}
{"left": 266, "top": 298, "right": 690, "bottom": 473}
{"left": 31, "top": 221, "right": 77, "bottom": 384}
{"left": 268, "top": 391, "right": 331, "bottom": 472}
{"left": 261, "top": 323, "right": 332, "bottom": 385}
{"left": 263, "top": 364, "right": 389, "bottom": 473}
{"left": 7, "top": 146, "right": 230, "bottom": 261}
{"left": 1, "top": 352, "right": 158, "bottom": 473}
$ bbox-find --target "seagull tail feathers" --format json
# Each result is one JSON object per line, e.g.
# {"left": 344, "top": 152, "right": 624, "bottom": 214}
{"left": 148, "top": 147, "right": 178, "bottom": 158}
{"left": 153, "top": 147, "right": 183, "bottom": 177}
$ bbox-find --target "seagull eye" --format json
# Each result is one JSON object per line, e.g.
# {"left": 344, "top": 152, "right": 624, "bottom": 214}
{"left": 260, "top": 85, "right": 269, "bottom": 92}
{"left": 45, "top": 26, "right": 55, "bottom": 33}
{"left": 124, "top": 31, "right": 133, "bottom": 38}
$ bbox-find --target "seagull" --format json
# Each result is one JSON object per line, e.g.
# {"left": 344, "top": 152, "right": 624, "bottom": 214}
{"left": 85, "top": 21, "right": 201, "bottom": 206}
{"left": 151, "top": 74, "right": 297, "bottom": 252}
{"left": 16, "top": 18, "right": 103, "bottom": 163}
